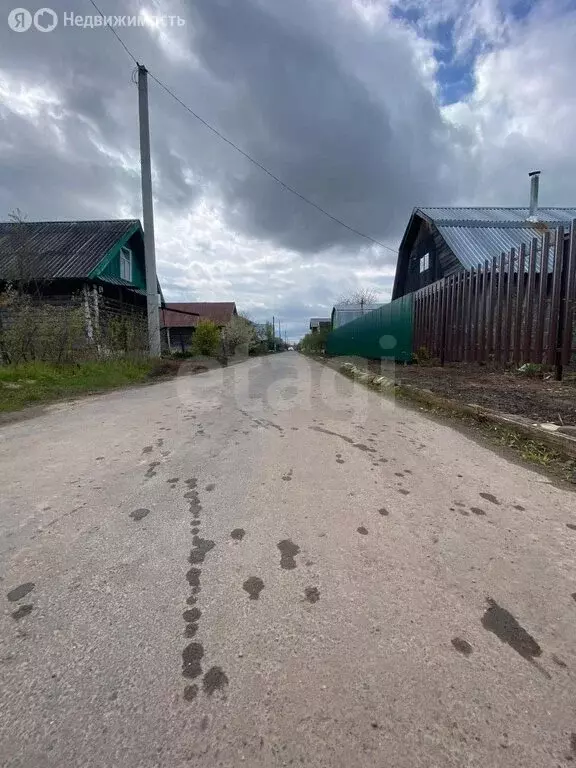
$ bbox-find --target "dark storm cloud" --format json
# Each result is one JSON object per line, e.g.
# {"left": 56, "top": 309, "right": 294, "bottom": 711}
{"left": 0, "top": 0, "right": 460, "bottom": 250}
{"left": 179, "top": 0, "right": 460, "bottom": 251}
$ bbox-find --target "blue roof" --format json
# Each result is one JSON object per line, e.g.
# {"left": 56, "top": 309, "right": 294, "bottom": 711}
{"left": 417, "top": 207, "right": 576, "bottom": 271}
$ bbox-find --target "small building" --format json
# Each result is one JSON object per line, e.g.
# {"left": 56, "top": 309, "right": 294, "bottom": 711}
{"left": 0, "top": 218, "right": 161, "bottom": 352}
{"left": 161, "top": 302, "right": 237, "bottom": 352}
{"left": 392, "top": 205, "right": 576, "bottom": 300}
{"left": 309, "top": 317, "right": 331, "bottom": 334}
{"left": 331, "top": 302, "right": 383, "bottom": 330}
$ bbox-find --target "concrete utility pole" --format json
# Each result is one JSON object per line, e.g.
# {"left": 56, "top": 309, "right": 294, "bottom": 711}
{"left": 138, "top": 64, "right": 161, "bottom": 357}
{"left": 272, "top": 316, "right": 275, "bottom": 351}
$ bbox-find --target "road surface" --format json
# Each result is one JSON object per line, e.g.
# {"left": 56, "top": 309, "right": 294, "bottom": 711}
{"left": 1, "top": 352, "right": 576, "bottom": 767}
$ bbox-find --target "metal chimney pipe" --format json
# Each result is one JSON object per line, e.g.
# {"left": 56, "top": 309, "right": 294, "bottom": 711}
{"left": 528, "top": 170, "right": 541, "bottom": 219}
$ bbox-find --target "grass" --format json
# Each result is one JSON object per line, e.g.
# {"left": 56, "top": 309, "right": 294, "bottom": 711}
{"left": 0, "top": 359, "right": 161, "bottom": 413}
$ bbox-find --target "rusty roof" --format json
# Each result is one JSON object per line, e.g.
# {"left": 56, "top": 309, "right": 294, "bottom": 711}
{"left": 0, "top": 219, "right": 141, "bottom": 280}
{"left": 161, "top": 302, "right": 237, "bottom": 328}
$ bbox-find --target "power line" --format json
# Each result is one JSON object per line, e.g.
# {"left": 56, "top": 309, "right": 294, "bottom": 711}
{"left": 85, "top": 0, "right": 398, "bottom": 255}
{"left": 87, "top": 0, "right": 138, "bottom": 65}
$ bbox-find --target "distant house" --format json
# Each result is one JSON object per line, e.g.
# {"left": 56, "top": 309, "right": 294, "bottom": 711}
{"left": 392, "top": 206, "right": 576, "bottom": 300}
{"left": 0, "top": 219, "right": 162, "bottom": 346}
{"left": 309, "top": 317, "right": 331, "bottom": 334}
{"left": 331, "top": 302, "right": 383, "bottom": 330}
{"left": 161, "top": 302, "right": 237, "bottom": 352}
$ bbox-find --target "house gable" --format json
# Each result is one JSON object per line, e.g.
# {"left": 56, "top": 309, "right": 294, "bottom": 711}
{"left": 88, "top": 223, "right": 146, "bottom": 291}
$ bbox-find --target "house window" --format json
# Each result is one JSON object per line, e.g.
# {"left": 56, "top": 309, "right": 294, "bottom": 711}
{"left": 120, "top": 246, "right": 132, "bottom": 282}
{"left": 419, "top": 252, "right": 430, "bottom": 273}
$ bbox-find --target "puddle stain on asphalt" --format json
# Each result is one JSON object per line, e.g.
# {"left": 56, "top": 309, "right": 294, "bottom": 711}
{"left": 12, "top": 604, "right": 34, "bottom": 620}
{"left": 357, "top": 526, "right": 368, "bottom": 535}
{"left": 480, "top": 492, "right": 500, "bottom": 505}
{"left": 185, "top": 478, "right": 198, "bottom": 489}
{"left": 451, "top": 637, "right": 473, "bottom": 656}
{"left": 243, "top": 576, "right": 265, "bottom": 600}
{"left": 129, "top": 508, "right": 150, "bottom": 521}
{"left": 470, "top": 507, "right": 486, "bottom": 516}
{"left": 566, "top": 523, "right": 576, "bottom": 531}
{"left": 378, "top": 508, "right": 389, "bottom": 516}
{"left": 182, "top": 642, "right": 204, "bottom": 679}
{"left": 277, "top": 540, "right": 300, "bottom": 569}
{"left": 309, "top": 426, "right": 376, "bottom": 454}
{"left": 186, "top": 568, "right": 201, "bottom": 587}
{"left": 205, "top": 483, "right": 216, "bottom": 492}
{"left": 203, "top": 667, "right": 229, "bottom": 696}
{"left": 282, "top": 469, "right": 293, "bottom": 481}
{"left": 552, "top": 654, "right": 568, "bottom": 668}
{"left": 304, "top": 586, "right": 320, "bottom": 603}
{"left": 513, "top": 504, "right": 525, "bottom": 511}
{"left": 188, "top": 536, "right": 216, "bottom": 565}
{"left": 397, "top": 489, "right": 410, "bottom": 496}
{"left": 167, "top": 477, "right": 180, "bottom": 484}
{"left": 183, "top": 685, "right": 198, "bottom": 701}
{"left": 481, "top": 598, "right": 542, "bottom": 663}
{"left": 231, "top": 529, "right": 246, "bottom": 541}
{"left": 7, "top": 583, "right": 35, "bottom": 602}
{"left": 142, "top": 446, "right": 153, "bottom": 454}
{"left": 145, "top": 462, "right": 160, "bottom": 479}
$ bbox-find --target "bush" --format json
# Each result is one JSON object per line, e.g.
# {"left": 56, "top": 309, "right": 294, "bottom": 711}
{"left": 300, "top": 328, "right": 329, "bottom": 353}
{"left": 191, "top": 320, "right": 221, "bottom": 357}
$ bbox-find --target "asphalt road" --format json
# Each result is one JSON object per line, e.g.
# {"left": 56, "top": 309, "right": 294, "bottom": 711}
{"left": 1, "top": 351, "right": 576, "bottom": 768}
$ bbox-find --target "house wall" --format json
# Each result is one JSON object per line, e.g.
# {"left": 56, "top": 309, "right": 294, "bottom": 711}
{"left": 395, "top": 218, "right": 463, "bottom": 299}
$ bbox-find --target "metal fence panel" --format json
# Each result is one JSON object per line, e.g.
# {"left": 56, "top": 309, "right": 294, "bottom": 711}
{"left": 325, "top": 294, "right": 413, "bottom": 361}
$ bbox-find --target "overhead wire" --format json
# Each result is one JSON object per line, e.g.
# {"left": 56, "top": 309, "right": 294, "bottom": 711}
{"left": 86, "top": 0, "right": 398, "bottom": 254}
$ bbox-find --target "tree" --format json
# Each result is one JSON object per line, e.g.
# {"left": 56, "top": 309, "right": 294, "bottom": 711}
{"left": 336, "top": 288, "right": 379, "bottom": 306}
{"left": 299, "top": 327, "right": 330, "bottom": 354}
{"left": 191, "top": 320, "right": 221, "bottom": 356}
{"left": 221, "top": 314, "right": 257, "bottom": 355}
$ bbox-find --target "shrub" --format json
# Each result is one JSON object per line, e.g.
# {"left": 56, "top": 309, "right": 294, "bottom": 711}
{"left": 191, "top": 320, "right": 221, "bottom": 357}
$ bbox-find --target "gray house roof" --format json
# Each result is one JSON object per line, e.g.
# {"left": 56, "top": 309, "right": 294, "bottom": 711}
{"left": 417, "top": 207, "right": 576, "bottom": 271}
{"left": 0, "top": 219, "right": 141, "bottom": 280}
{"left": 331, "top": 303, "right": 383, "bottom": 330}
{"left": 310, "top": 317, "right": 331, "bottom": 329}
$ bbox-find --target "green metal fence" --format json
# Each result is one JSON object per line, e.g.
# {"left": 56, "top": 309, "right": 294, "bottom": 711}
{"left": 325, "top": 295, "right": 414, "bottom": 361}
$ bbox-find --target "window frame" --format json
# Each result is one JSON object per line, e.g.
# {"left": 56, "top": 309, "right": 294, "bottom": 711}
{"left": 120, "top": 246, "right": 132, "bottom": 282}
{"left": 419, "top": 252, "right": 430, "bottom": 274}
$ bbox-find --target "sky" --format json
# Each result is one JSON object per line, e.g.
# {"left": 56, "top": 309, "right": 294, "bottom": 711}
{"left": 1, "top": 0, "right": 576, "bottom": 342}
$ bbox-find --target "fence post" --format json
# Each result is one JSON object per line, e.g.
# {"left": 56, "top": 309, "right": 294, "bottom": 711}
{"left": 561, "top": 221, "right": 576, "bottom": 368}
{"left": 548, "top": 226, "right": 564, "bottom": 371}
{"left": 522, "top": 240, "right": 536, "bottom": 363}
{"left": 504, "top": 248, "right": 515, "bottom": 364}
{"left": 440, "top": 279, "right": 448, "bottom": 367}
{"left": 535, "top": 231, "right": 550, "bottom": 363}
{"left": 514, "top": 243, "right": 526, "bottom": 364}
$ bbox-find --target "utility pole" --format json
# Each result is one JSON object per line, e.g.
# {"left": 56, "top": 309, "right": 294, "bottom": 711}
{"left": 272, "top": 315, "right": 275, "bottom": 352}
{"left": 138, "top": 64, "right": 161, "bottom": 357}
{"left": 278, "top": 319, "right": 281, "bottom": 349}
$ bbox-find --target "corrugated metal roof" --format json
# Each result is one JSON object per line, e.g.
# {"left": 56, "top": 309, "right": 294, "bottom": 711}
{"left": 331, "top": 303, "right": 383, "bottom": 330}
{"left": 419, "top": 207, "right": 576, "bottom": 225}
{"left": 161, "top": 302, "right": 237, "bottom": 328}
{"left": 417, "top": 207, "right": 576, "bottom": 272}
{"left": 0, "top": 219, "right": 140, "bottom": 280}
